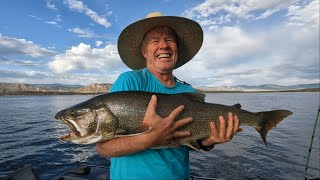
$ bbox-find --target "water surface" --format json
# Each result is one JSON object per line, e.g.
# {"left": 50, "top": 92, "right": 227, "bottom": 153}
{"left": 0, "top": 92, "right": 319, "bottom": 179}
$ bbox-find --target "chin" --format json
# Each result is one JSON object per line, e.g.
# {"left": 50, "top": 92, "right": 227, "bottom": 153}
{"left": 158, "top": 63, "right": 175, "bottom": 69}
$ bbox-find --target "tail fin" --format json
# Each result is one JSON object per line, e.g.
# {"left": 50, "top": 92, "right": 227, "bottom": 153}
{"left": 256, "top": 110, "right": 292, "bottom": 147}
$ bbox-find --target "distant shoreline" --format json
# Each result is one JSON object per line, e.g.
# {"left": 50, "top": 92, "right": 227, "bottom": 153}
{"left": 0, "top": 91, "right": 105, "bottom": 96}
{"left": 197, "top": 88, "right": 320, "bottom": 93}
{"left": 0, "top": 88, "right": 319, "bottom": 96}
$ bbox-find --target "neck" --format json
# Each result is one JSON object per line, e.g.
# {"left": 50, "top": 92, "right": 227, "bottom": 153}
{"left": 147, "top": 67, "right": 175, "bottom": 88}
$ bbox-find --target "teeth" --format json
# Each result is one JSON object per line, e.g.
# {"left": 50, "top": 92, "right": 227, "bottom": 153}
{"left": 67, "top": 119, "right": 85, "bottom": 137}
{"left": 157, "top": 53, "right": 170, "bottom": 59}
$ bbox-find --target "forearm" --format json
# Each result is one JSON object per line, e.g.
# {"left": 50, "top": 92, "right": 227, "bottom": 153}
{"left": 96, "top": 133, "right": 152, "bottom": 157}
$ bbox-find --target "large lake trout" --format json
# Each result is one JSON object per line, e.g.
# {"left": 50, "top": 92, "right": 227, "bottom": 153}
{"left": 55, "top": 91, "right": 292, "bottom": 146}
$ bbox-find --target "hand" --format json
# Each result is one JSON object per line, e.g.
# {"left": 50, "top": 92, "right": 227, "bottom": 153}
{"left": 143, "top": 95, "right": 192, "bottom": 148}
{"left": 200, "top": 112, "right": 239, "bottom": 147}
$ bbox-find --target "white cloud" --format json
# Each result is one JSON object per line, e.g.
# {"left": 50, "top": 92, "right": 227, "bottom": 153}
{"left": 45, "top": 21, "right": 58, "bottom": 25}
{"left": 286, "top": 0, "right": 319, "bottom": 28}
{"left": 45, "top": 15, "right": 62, "bottom": 27}
{"left": 0, "top": 34, "right": 56, "bottom": 57}
{"left": 0, "top": 69, "right": 121, "bottom": 85}
{"left": 68, "top": 28, "right": 94, "bottom": 38}
{"left": 201, "top": 26, "right": 265, "bottom": 66}
{"left": 46, "top": 0, "right": 58, "bottom": 11}
{"left": 176, "top": 0, "right": 319, "bottom": 86}
{"left": 5, "top": 60, "right": 44, "bottom": 67}
{"left": 28, "top": 15, "right": 42, "bottom": 21}
{"left": 95, "top": 41, "right": 103, "bottom": 47}
{"left": 47, "top": 0, "right": 318, "bottom": 86}
{"left": 183, "top": 0, "right": 297, "bottom": 25}
{"left": 248, "top": 0, "right": 297, "bottom": 19}
{"left": 48, "top": 43, "right": 126, "bottom": 74}
{"left": 3, "top": 0, "right": 318, "bottom": 86}
{"left": 63, "top": 0, "right": 111, "bottom": 28}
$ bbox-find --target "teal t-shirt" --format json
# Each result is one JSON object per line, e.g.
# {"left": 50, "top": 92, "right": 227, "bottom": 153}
{"left": 109, "top": 68, "right": 196, "bottom": 180}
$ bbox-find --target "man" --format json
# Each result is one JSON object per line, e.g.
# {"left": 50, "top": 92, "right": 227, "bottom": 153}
{"left": 96, "top": 12, "right": 239, "bottom": 179}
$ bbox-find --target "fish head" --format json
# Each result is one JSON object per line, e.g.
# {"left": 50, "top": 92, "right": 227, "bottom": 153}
{"left": 55, "top": 101, "right": 118, "bottom": 144}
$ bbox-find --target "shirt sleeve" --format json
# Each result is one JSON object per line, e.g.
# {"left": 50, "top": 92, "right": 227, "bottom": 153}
{"left": 109, "top": 72, "right": 140, "bottom": 93}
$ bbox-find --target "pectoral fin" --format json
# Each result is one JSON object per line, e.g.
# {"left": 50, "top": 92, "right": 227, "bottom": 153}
{"left": 185, "top": 143, "right": 200, "bottom": 150}
{"left": 115, "top": 123, "right": 151, "bottom": 137}
{"left": 185, "top": 142, "right": 207, "bottom": 154}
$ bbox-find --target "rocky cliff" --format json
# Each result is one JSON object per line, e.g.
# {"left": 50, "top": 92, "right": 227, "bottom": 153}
{"left": 75, "top": 83, "right": 110, "bottom": 93}
{"left": 0, "top": 83, "right": 111, "bottom": 95}
{"left": 0, "top": 83, "right": 46, "bottom": 93}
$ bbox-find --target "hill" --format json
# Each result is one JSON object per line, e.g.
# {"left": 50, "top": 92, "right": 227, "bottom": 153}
{"left": 0, "top": 82, "right": 319, "bottom": 95}
{"left": 194, "top": 83, "right": 320, "bottom": 92}
{"left": 0, "top": 83, "right": 111, "bottom": 95}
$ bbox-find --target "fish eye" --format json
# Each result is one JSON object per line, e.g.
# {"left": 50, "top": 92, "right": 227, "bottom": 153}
{"left": 70, "top": 111, "right": 76, "bottom": 116}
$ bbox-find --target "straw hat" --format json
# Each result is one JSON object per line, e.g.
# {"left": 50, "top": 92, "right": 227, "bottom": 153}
{"left": 117, "top": 12, "right": 203, "bottom": 70}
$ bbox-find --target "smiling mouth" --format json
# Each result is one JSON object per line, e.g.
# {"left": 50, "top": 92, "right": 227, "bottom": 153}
{"left": 157, "top": 53, "right": 171, "bottom": 59}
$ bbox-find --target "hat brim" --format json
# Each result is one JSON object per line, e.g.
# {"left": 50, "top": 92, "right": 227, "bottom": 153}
{"left": 117, "top": 16, "right": 203, "bottom": 70}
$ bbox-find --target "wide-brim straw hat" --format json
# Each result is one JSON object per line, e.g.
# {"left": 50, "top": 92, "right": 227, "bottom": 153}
{"left": 117, "top": 12, "right": 203, "bottom": 70}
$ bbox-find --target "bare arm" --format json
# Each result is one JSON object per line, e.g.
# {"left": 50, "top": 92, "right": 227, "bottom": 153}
{"left": 96, "top": 130, "right": 155, "bottom": 157}
{"left": 96, "top": 95, "right": 192, "bottom": 157}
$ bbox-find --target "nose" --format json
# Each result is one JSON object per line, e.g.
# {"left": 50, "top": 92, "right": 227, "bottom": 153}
{"left": 158, "top": 39, "right": 169, "bottom": 49}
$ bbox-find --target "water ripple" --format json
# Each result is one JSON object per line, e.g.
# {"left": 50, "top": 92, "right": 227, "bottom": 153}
{"left": 1, "top": 93, "right": 319, "bottom": 179}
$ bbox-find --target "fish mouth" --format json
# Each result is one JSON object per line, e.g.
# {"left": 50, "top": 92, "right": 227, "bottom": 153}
{"left": 56, "top": 117, "right": 82, "bottom": 141}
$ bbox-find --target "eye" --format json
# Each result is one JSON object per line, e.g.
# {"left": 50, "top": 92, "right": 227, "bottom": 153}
{"left": 167, "top": 38, "right": 176, "bottom": 43}
{"left": 70, "top": 111, "right": 76, "bottom": 117}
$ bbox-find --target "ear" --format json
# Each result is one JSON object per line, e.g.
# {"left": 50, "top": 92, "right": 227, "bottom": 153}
{"left": 141, "top": 46, "right": 147, "bottom": 59}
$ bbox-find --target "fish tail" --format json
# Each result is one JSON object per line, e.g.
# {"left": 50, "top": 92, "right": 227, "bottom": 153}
{"left": 256, "top": 110, "right": 292, "bottom": 147}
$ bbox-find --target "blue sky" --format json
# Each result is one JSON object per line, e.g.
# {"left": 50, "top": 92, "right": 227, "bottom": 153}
{"left": 0, "top": 0, "right": 319, "bottom": 86}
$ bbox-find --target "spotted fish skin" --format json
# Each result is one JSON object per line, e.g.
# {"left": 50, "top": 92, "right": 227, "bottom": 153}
{"left": 54, "top": 91, "right": 292, "bottom": 146}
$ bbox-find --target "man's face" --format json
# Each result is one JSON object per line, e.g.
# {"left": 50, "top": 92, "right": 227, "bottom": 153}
{"left": 141, "top": 26, "right": 178, "bottom": 74}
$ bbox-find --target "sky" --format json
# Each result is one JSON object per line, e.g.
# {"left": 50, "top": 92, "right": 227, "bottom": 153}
{"left": 0, "top": 0, "right": 319, "bottom": 86}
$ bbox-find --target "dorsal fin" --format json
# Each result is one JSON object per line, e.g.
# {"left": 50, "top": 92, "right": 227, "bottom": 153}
{"left": 181, "top": 93, "right": 206, "bottom": 102}
{"left": 233, "top": 103, "right": 241, "bottom": 109}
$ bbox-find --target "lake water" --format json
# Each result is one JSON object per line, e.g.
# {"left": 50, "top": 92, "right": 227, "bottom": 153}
{"left": 0, "top": 92, "right": 319, "bottom": 179}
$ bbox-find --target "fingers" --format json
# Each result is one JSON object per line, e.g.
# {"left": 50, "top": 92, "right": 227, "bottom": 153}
{"left": 219, "top": 116, "right": 226, "bottom": 138}
{"left": 166, "top": 105, "right": 185, "bottom": 122}
{"left": 173, "top": 117, "right": 192, "bottom": 129}
{"left": 146, "top": 95, "right": 157, "bottom": 115}
{"left": 170, "top": 130, "right": 190, "bottom": 148}
{"left": 226, "top": 112, "right": 234, "bottom": 139}
{"left": 211, "top": 112, "right": 238, "bottom": 144}
{"left": 173, "top": 130, "right": 191, "bottom": 138}
{"left": 143, "top": 95, "right": 159, "bottom": 125}
{"left": 209, "top": 122, "right": 219, "bottom": 138}
{"left": 172, "top": 117, "right": 192, "bottom": 138}
{"left": 233, "top": 115, "right": 239, "bottom": 134}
